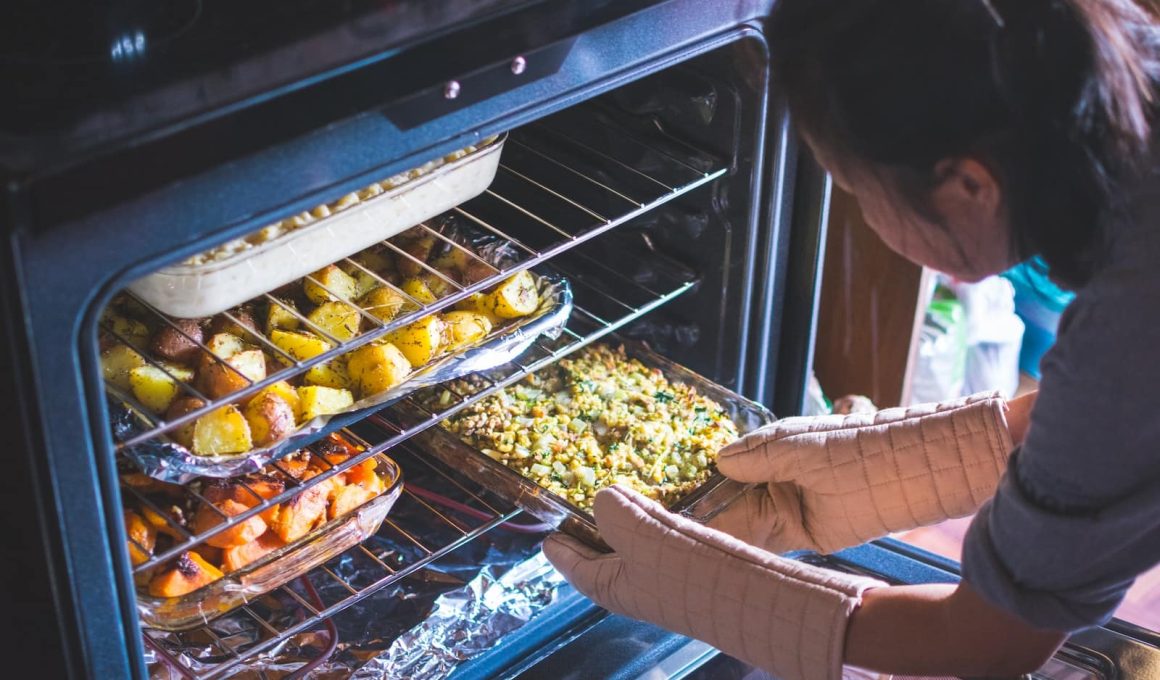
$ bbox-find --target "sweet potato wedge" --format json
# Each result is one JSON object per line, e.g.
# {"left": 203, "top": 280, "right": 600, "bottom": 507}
{"left": 269, "top": 483, "right": 330, "bottom": 543}
{"left": 147, "top": 551, "right": 224, "bottom": 599}
{"left": 191, "top": 497, "right": 267, "bottom": 549}
{"left": 124, "top": 510, "right": 157, "bottom": 566}
{"left": 221, "top": 531, "right": 287, "bottom": 572}
{"left": 328, "top": 483, "right": 375, "bottom": 520}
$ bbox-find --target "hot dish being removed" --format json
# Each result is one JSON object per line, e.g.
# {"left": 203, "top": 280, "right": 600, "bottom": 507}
{"left": 434, "top": 343, "right": 742, "bottom": 511}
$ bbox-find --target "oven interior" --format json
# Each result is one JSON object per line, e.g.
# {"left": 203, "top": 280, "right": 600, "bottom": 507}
{"left": 90, "top": 40, "right": 798, "bottom": 678}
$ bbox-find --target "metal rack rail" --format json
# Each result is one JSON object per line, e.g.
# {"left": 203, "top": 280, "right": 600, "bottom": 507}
{"left": 105, "top": 117, "right": 726, "bottom": 451}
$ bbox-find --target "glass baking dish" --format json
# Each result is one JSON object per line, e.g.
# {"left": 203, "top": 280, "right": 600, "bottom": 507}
{"left": 128, "top": 134, "right": 506, "bottom": 319}
{"left": 130, "top": 442, "right": 403, "bottom": 631}
{"left": 411, "top": 341, "right": 775, "bottom": 549}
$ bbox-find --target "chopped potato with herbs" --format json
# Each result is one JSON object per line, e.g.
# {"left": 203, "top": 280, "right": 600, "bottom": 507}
{"left": 437, "top": 344, "right": 739, "bottom": 511}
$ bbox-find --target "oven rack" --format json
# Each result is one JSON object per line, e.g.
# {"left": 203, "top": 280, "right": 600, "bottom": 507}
{"left": 139, "top": 281, "right": 697, "bottom": 678}
{"left": 127, "top": 246, "right": 698, "bottom": 573}
{"left": 142, "top": 442, "right": 531, "bottom": 680}
{"left": 105, "top": 117, "right": 726, "bottom": 451}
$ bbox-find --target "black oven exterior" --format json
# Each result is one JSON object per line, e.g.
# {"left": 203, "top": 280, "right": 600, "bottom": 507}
{"left": 3, "top": 1, "right": 1156, "bottom": 678}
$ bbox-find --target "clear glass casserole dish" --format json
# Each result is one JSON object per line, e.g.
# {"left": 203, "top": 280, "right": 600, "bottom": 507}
{"left": 411, "top": 341, "right": 775, "bottom": 549}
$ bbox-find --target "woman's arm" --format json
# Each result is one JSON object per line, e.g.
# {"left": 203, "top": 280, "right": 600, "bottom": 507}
{"left": 1004, "top": 390, "right": 1037, "bottom": 445}
{"left": 845, "top": 581, "right": 1066, "bottom": 677}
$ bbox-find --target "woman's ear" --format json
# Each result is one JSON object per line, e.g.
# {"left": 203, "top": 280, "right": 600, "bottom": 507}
{"left": 931, "top": 157, "right": 1003, "bottom": 225}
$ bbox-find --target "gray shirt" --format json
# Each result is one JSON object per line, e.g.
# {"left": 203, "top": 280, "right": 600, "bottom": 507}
{"left": 961, "top": 166, "right": 1160, "bottom": 632}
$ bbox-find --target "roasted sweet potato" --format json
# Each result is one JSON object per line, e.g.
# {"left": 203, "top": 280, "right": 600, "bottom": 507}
{"left": 328, "top": 483, "right": 375, "bottom": 520}
{"left": 345, "top": 459, "right": 384, "bottom": 495}
{"left": 269, "top": 483, "right": 330, "bottom": 543}
{"left": 192, "top": 497, "right": 267, "bottom": 549}
{"left": 166, "top": 396, "right": 206, "bottom": 448}
{"left": 150, "top": 319, "right": 206, "bottom": 364}
{"left": 140, "top": 504, "right": 188, "bottom": 540}
{"left": 147, "top": 551, "right": 223, "bottom": 598}
{"left": 221, "top": 531, "right": 287, "bottom": 572}
{"left": 121, "top": 473, "right": 185, "bottom": 498}
{"left": 243, "top": 391, "right": 297, "bottom": 446}
{"left": 272, "top": 450, "right": 312, "bottom": 480}
{"left": 124, "top": 510, "right": 157, "bottom": 566}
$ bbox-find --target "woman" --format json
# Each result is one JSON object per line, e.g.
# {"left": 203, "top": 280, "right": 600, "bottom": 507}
{"left": 543, "top": 1, "right": 1160, "bottom": 678}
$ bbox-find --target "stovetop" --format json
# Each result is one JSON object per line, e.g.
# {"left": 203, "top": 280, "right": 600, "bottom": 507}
{"left": 2, "top": 0, "right": 541, "bottom": 174}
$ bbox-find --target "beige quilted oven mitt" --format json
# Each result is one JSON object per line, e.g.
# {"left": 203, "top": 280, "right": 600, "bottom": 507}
{"left": 709, "top": 391, "right": 1013, "bottom": 555}
{"left": 543, "top": 485, "right": 886, "bottom": 680}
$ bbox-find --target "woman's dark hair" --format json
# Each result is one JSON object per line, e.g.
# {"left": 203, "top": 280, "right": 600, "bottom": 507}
{"left": 769, "top": 0, "right": 1160, "bottom": 288}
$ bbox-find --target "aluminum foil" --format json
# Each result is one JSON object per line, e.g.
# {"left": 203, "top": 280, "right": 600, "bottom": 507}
{"left": 144, "top": 504, "right": 564, "bottom": 679}
{"left": 113, "top": 272, "right": 573, "bottom": 483}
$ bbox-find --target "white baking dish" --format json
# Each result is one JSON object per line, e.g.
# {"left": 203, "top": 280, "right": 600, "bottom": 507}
{"left": 128, "top": 135, "right": 505, "bottom": 318}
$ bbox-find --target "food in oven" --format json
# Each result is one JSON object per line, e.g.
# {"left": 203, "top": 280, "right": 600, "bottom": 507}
{"left": 102, "top": 224, "right": 547, "bottom": 460}
{"left": 125, "top": 432, "right": 402, "bottom": 630}
{"left": 128, "top": 135, "right": 505, "bottom": 318}
{"left": 433, "top": 343, "right": 741, "bottom": 511}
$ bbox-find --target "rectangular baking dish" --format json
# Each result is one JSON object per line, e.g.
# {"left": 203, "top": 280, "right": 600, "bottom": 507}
{"left": 131, "top": 436, "right": 403, "bottom": 631}
{"left": 128, "top": 135, "right": 505, "bottom": 318}
{"left": 412, "top": 341, "right": 775, "bottom": 549}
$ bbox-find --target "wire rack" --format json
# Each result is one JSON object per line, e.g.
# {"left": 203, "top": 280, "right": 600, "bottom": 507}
{"left": 119, "top": 107, "right": 720, "bottom": 678}
{"left": 104, "top": 115, "right": 726, "bottom": 452}
{"left": 139, "top": 265, "right": 698, "bottom": 678}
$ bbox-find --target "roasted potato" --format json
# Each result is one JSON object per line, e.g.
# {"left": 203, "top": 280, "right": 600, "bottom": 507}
{"left": 265, "top": 299, "right": 301, "bottom": 333}
{"left": 200, "top": 332, "right": 246, "bottom": 371}
{"left": 359, "top": 286, "right": 406, "bottom": 324}
{"left": 392, "top": 234, "right": 437, "bottom": 278}
{"left": 191, "top": 405, "right": 253, "bottom": 456}
{"left": 296, "top": 386, "right": 354, "bottom": 422}
{"left": 270, "top": 329, "right": 333, "bottom": 363}
{"left": 304, "top": 265, "right": 359, "bottom": 305}
{"left": 346, "top": 342, "right": 411, "bottom": 396}
{"left": 419, "top": 272, "right": 455, "bottom": 298}
{"left": 386, "top": 315, "right": 445, "bottom": 367}
{"left": 485, "top": 270, "right": 539, "bottom": 319}
{"left": 101, "top": 344, "right": 148, "bottom": 391}
{"left": 303, "top": 360, "right": 353, "bottom": 391}
{"left": 453, "top": 292, "right": 503, "bottom": 325}
{"left": 243, "top": 391, "right": 297, "bottom": 446}
{"left": 129, "top": 365, "right": 183, "bottom": 413}
{"left": 198, "top": 348, "right": 266, "bottom": 400}
{"left": 306, "top": 301, "right": 361, "bottom": 342}
{"left": 210, "top": 307, "right": 259, "bottom": 341}
{"left": 350, "top": 246, "right": 395, "bottom": 276}
{"left": 150, "top": 319, "right": 205, "bottom": 364}
{"left": 104, "top": 312, "right": 152, "bottom": 348}
{"left": 441, "top": 311, "right": 494, "bottom": 351}
{"left": 247, "top": 381, "right": 301, "bottom": 421}
{"left": 400, "top": 277, "right": 438, "bottom": 306}
{"left": 165, "top": 397, "right": 206, "bottom": 448}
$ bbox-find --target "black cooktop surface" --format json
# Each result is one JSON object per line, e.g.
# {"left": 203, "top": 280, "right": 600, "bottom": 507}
{"left": 3, "top": 0, "right": 539, "bottom": 173}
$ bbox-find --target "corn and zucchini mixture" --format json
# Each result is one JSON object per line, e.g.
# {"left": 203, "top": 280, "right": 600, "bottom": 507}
{"left": 439, "top": 344, "right": 739, "bottom": 510}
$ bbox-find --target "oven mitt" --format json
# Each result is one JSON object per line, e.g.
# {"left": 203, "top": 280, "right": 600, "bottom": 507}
{"left": 709, "top": 391, "right": 1013, "bottom": 555}
{"left": 543, "top": 485, "right": 886, "bottom": 680}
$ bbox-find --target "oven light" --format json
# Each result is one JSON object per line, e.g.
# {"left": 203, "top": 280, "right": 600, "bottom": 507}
{"left": 111, "top": 30, "right": 147, "bottom": 62}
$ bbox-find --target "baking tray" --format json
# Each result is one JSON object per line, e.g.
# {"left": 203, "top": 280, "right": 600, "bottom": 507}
{"left": 111, "top": 267, "right": 571, "bottom": 483}
{"left": 411, "top": 341, "right": 775, "bottom": 549}
{"left": 132, "top": 445, "right": 403, "bottom": 631}
{"left": 128, "top": 134, "right": 506, "bottom": 318}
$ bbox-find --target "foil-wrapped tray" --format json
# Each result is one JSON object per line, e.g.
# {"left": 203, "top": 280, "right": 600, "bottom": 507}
{"left": 132, "top": 437, "right": 404, "bottom": 632}
{"left": 111, "top": 268, "right": 572, "bottom": 483}
{"left": 129, "top": 135, "right": 506, "bottom": 319}
{"left": 412, "top": 341, "right": 775, "bottom": 549}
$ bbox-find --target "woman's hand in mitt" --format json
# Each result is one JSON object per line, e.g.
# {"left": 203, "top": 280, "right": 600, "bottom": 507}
{"left": 543, "top": 485, "right": 885, "bottom": 680}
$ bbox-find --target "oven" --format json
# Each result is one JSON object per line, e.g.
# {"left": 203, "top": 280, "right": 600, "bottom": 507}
{"left": 3, "top": 1, "right": 1158, "bottom": 678}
